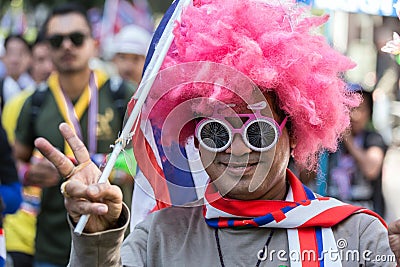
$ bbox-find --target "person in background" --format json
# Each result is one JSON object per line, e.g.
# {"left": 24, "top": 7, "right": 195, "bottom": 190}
{"left": 110, "top": 24, "right": 152, "bottom": 86}
{"left": 2, "top": 33, "right": 54, "bottom": 267}
{"left": 108, "top": 24, "right": 152, "bottom": 212}
{"left": 34, "top": 1, "right": 398, "bottom": 266}
{"left": 2, "top": 32, "right": 54, "bottom": 143}
{"left": 388, "top": 219, "right": 400, "bottom": 265}
{"left": 0, "top": 118, "right": 22, "bottom": 267}
{"left": 0, "top": 34, "right": 33, "bottom": 110}
{"left": 310, "top": 84, "right": 387, "bottom": 217}
{"left": 13, "top": 3, "right": 135, "bottom": 267}
{"left": 29, "top": 33, "right": 54, "bottom": 86}
{"left": 0, "top": 38, "right": 6, "bottom": 79}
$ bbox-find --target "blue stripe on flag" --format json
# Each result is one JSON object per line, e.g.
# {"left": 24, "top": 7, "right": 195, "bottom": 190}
{"left": 315, "top": 226, "right": 324, "bottom": 267}
{"left": 253, "top": 213, "right": 275, "bottom": 225}
{"left": 303, "top": 184, "right": 316, "bottom": 200}
{"left": 152, "top": 127, "right": 198, "bottom": 205}
{"left": 281, "top": 203, "right": 299, "bottom": 214}
{"left": 206, "top": 219, "right": 220, "bottom": 228}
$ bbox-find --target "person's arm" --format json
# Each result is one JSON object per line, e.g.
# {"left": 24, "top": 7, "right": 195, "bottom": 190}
{"left": 0, "top": 182, "right": 22, "bottom": 214}
{"left": 35, "top": 123, "right": 125, "bottom": 264}
{"left": 68, "top": 203, "right": 130, "bottom": 267}
{"left": 343, "top": 135, "right": 385, "bottom": 180}
{"left": 0, "top": 122, "right": 22, "bottom": 214}
{"left": 358, "top": 216, "right": 396, "bottom": 266}
{"left": 388, "top": 220, "right": 400, "bottom": 266}
{"left": 35, "top": 123, "right": 123, "bottom": 231}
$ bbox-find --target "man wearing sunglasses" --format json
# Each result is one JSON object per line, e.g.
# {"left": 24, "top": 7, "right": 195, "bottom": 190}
{"left": 34, "top": 0, "right": 400, "bottom": 266}
{"left": 13, "top": 3, "right": 135, "bottom": 267}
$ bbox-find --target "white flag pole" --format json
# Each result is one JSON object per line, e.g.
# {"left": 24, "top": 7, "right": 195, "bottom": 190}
{"left": 74, "top": 0, "right": 192, "bottom": 235}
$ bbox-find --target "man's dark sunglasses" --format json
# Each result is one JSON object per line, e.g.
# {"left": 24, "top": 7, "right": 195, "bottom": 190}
{"left": 47, "top": 32, "right": 87, "bottom": 49}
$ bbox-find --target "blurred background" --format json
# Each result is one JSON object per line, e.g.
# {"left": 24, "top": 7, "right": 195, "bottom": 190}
{"left": 0, "top": 0, "right": 399, "bottom": 102}
{"left": 1, "top": 0, "right": 400, "bottom": 222}
{"left": 0, "top": 0, "right": 173, "bottom": 47}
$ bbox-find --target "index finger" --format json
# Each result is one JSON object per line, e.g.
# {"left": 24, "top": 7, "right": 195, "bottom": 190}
{"left": 34, "top": 137, "right": 75, "bottom": 178}
{"left": 59, "top": 123, "right": 91, "bottom": 165}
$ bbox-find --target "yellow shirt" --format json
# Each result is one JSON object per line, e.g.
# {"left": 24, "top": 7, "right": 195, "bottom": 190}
{"left": 1, "top": 88, "right": 34, "bottom": 143}
{"left": 2, "top": 89, "right": 41, "bottom": 255}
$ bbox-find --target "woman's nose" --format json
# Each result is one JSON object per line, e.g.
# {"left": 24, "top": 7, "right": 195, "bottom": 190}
{"left": 225, "top": 134, "right": 252, "bottom": 156}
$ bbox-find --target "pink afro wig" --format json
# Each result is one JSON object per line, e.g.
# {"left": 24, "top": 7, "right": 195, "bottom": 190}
{"left": 144, "top": 0, "right": 360, "bottom": 169}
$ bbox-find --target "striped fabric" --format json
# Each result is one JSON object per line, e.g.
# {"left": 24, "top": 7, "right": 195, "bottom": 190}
{"left": 203, "top": 169, "right": 386, "bottom": 267}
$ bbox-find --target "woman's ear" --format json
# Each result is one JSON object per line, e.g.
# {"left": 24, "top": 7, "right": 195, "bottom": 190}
{"left": 289, "top": 135, "right": 297, "bottom": 150}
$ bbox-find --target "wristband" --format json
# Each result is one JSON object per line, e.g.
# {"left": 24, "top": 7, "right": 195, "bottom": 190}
{"left": 17, "top": 163, "right": 30, "bottom": 185}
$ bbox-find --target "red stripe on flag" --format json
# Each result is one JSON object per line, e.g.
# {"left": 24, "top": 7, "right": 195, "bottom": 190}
{"left": 204, "top": 185, "right": 296, "bottom": 217}
{"left": 271, "top": 210, "right": 287, "bottom": 222}
{"left": 218, "top": 218, "right": 229, "bottom": 228}
{"left": 151, "top": 200, "right": 171, "bottom": 212}
{"left": 288, "top": 169, "right": 308, "bottom": 200}
{"left": 133, "top": 119, "right": 171, "bottom": 210}
{"left": 298, "top": 228, "right": 320, "bottom": 267}
{"left": 233, "top": 220, "right": 259, "bottom": 227}
{"left": 301, "top": 205, "right": 364, "bottom": 228}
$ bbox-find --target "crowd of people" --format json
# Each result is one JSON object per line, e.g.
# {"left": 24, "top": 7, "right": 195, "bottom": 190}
{"left": 0, "top": 2, "right": 150, "bottom": 266}
{"left": 1, "top": 0, "right": 400, "bottom": 266}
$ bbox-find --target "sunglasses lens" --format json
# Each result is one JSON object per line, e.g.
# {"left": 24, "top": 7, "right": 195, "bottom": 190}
{"left": 47, "top": 32, "right": 86, "bottom": 48}
{"left": 70, "top": 32, "right": 85, "bottom": 46}
{"left": 200, "top": 121, "right": 230, "bottom": 150}
{"left": 246, "top": 120, "right": 277, "bottom": 150}
{"left": 48, "top": 35, "right": 63, "bottom": 48}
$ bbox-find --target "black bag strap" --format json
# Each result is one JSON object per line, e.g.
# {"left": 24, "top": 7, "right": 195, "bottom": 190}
{"left": 30, "top": 83, "right": 49, "bottom": 138}
{"left": 0, "top": 79, "right": 4, "bottom": 111}
{"left": 108, "top": 77, "right": 128, "bottom": 120}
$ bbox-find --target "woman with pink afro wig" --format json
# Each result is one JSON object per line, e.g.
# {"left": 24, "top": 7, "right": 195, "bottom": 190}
{"left": 146, "top": 0, "right": 360, "bottom": 169}
{"left": 34, "top": 1, "right": 398, "bottom": 266}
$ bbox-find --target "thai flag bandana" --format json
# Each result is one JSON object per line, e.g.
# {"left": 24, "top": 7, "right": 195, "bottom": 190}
{"left": 203, "top": 169, "right": 386, "bottom": 267}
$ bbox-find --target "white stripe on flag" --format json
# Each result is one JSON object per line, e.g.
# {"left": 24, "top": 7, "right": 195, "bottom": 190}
{"left": 322, "top": 227, "right": 342, "bottom": 267}
{"left": 268, "top": 199, "right": 348, "bottom": 228}
{"left": 130, "top": 170, "right": 156, "bottom": 231}
{"left": 185, "top": 137, "right": 209, "bottom": 199}
{"left": 0, "top": 233, "right": 6, "bottom": 265}
{"left": 287, "top": 228, "right": 302, "bottom": 267}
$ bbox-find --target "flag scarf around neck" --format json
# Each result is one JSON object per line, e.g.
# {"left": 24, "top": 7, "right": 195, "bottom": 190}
{"left": 47, "top": 69, "right": 108, "bottom": 157}
{"left": 204, "top": 169, "right": 387, "bottom": 267}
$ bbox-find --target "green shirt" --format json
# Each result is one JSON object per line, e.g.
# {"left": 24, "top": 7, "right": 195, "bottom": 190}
{"left": 15, "top": 78, "right": 136, "bottom": 265}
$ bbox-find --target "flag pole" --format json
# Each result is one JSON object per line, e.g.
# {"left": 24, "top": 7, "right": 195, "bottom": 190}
{"left": 74, "top": 0, "right": 192, "bottom": 235}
